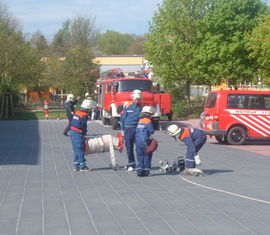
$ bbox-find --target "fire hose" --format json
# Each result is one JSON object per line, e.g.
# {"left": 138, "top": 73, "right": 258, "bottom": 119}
{"left": 84, "top": 132, "right": 123, "bottom": 170}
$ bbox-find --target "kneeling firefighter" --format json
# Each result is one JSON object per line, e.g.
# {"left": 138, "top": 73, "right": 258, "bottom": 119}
{"left": 167, "top": 124, "right": 207, "bottom": 175}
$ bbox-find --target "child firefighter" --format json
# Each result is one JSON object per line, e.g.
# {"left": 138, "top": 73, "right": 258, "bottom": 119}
{"left": 135, "top": 106, "right": 155, "bottom": 177}
{"left": 167, "top": 124, "right": 207, "bottom": 175}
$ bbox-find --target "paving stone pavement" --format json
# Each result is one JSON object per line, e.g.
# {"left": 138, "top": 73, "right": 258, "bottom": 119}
{"left": 0, "top": 120, "right": 270, "bottom": 235}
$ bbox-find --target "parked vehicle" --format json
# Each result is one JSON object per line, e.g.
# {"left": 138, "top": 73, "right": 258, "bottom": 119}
{"left": 97, "top": 68, "right": 172, "bottom": 129}
{"left": 201, "top": 90, "right": 270, "bottom": 145}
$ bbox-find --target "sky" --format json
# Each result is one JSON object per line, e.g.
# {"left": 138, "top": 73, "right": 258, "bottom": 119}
{"left": 4, "top": 0, "right": 270, "bottom": 41}
{"left": 4, "top": 0, "right": 163, "bottom": 40}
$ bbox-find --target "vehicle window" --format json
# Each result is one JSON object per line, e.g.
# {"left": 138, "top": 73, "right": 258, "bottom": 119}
{"left": 118, "top": 80, "right": 152, "bottom": 92}
{"left": 262, "top": 95, "right": 270, "bottom": 110}
{"left": 205, "top": 93, "right": 217, "bottom": 108}
{"left": 246, "top": 95, "right": 261, "bottom": 109}
{"left": 228, "top": 94, "right": 245, "bottom": 109}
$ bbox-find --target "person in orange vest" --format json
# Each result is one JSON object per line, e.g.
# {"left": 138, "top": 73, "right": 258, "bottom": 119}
{"left": 121, "top": 90, "right": 143, "bottom": 171}
{"left": 135, "top": 106, "right": 155, "bottom": 177}
{"left": 70, "top": 100, "right": 92, "bottom": 172}
{"left": 167, "top": 124, "right": 207, "bottom": 175}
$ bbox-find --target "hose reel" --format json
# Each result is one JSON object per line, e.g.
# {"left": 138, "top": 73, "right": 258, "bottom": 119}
{"left": 84, "top": 132, "right": 123, "bottom": 170}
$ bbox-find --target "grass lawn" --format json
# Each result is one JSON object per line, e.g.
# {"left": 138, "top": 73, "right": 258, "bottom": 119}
{"left": 1, "top": 110, "right": 67, "bottom": 120}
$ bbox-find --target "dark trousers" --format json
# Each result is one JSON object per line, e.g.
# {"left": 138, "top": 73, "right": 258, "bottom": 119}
{"left": 124, "top": 127, "right": 136, "bottom": 167}
{"left": 70, "top": 130, "right": 86, "bottom": 169}
{"left": 63, "top": 116, "right": 73, "bottom": 135}
{"left": 136, "top": 153, "right": 152, "bottom": 176}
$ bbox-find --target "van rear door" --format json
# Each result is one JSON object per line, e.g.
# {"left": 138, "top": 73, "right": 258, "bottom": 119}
{"left": 203, "top": 92, "right": 219, "bottom": 130}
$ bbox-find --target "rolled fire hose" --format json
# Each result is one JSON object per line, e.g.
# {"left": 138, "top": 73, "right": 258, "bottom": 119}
{"left": 84, "top": 132, "right": 123, "bottom": 170}
{"left": 84, "top": 132, "right": 123, "bottom": 155}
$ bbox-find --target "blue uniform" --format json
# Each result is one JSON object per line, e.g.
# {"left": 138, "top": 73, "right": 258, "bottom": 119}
{"left": 121, "top": 101, "right": 142, "bottom": 168}
{"left": 178, "top": 128, "right": 207, "bottom": 168}
{"left": 70, "top": 109, "right": 88, "bottom": 169}
{"left": 135, "top": 117, "right": 155, "bottom": 176}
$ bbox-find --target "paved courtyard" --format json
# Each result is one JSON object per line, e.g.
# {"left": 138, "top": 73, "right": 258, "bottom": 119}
{"left": 0, "top": 120, "right": 270, "bottom": 235}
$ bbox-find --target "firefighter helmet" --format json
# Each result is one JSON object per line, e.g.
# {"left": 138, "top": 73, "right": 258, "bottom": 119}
{"left": 67, "top": 94, "right": 74, "bottom": 101}
{"left": 141, "top": 106, "right": 154, "bottom": 114}
{"left": 131, "top": 89, "right": 142, "bottom": 100}
{"left": 85, "top": 92, "right": 92, "bottom": 100}
{"left": 81, "top": 100, "right": 92, "bottom": 109}
{"left": 167, "top": 124, "right": 181, "bottom": 137}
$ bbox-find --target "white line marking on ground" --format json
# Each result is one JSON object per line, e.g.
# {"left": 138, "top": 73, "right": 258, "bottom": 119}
{"left": 180, "top": 175, "right": 270, "bottom": 205}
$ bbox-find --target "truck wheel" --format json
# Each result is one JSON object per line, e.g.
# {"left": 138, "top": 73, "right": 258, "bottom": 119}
{"left": 153, "top": 120, "right": 159, "bottom": 130}
{"left": 102, "top": 117, "right": 110, "bottom": 125}
{"left": 226, "top": 126, "right": 246, "bottom": 145}
{"left": 167, "top": 112, "right": 173, "bottom": 121}
{"left": 215, "top": 136, "right": 227, "bottom": 144}
{"left": 111, "top": 117, "right": 119, "bottom": 130}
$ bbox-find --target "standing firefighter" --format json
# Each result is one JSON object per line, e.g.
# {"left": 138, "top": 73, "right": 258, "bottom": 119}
{"left": 135, "top": 106, "right": 155, "bottom": 177}
{"left": 167, "top": 124, "right": 207, "bottom": 175}
{"left": 84, "top": 92, "right": 97, "bottom": 120}
{"left": 70, "top": 100, "right": 92, "bottom": 172}
{"left": 63, "top": 94, "right": 80, "bottom": 136}
{"left": 121, "top": 90, "right": 142, "bottom": 171}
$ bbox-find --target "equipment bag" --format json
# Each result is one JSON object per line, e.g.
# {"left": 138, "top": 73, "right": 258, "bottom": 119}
{"left": 145, "top": 138, "right": 158, "bottom": 154}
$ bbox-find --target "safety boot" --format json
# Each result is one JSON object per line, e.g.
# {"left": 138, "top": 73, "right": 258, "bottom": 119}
{"left": 181, "top": 168, "right": 203, "bottom": 176}
{"left": 80, "top": 166, "right": 90, "bottom": 172}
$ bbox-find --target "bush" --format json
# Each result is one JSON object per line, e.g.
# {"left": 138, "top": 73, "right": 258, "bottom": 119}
{"left": 173, "top": 101, "right": 188, "bottom": 118}
{"left": 172, "top": 96, "right": 205, "bottom": 119}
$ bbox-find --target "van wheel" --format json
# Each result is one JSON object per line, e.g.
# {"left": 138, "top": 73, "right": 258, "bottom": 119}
{"left": 227, "top": 127, "right": 246, "bottom": 145}
{"left": 215, "top": 136, "right": 227, "bottom": 144}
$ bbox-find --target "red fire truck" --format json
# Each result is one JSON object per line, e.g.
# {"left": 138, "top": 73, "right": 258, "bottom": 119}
{"left": 97, "top": 68, "right": 172, "bottom": 129}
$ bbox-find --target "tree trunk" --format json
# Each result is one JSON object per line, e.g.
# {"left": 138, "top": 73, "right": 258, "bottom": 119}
{"left": 185, "top": 80, "right": 191, "bottom": 112}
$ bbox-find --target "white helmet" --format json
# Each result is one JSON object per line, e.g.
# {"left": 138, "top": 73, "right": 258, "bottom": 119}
{"left": 131, "top": 89, "right": 142, "bottom": 100}
{"left": 85, "top": 92, "right": 92, "bottom": 100}
{"left": 141, "top": 106, "right": 154, "bottom": 114}
{"left": 167, "top": 124, "right": 181, "bottom": 137}
{"left": 67, "top": 94, "right": 74, "bottom": 101}
{"left": 81, "top": 100, "right": 92, "bottom": 109}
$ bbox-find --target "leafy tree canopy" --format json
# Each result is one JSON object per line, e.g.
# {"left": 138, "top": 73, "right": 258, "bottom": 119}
{"left": 98, "top": 30, "right": 136, "bottom": 54}
{"left": 197, "top": 0, "right": 268, "bottom": 88}
{"left": 246, "top": 13, "right": 270, "bottom": 84}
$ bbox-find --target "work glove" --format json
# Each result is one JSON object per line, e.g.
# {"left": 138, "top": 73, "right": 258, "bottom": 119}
{"left": 194, "top": 155, "right": 201, "bottom": 166}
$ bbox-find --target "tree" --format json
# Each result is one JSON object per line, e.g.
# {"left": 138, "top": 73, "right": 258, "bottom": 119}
{"left": 29, "top": 30, "right": 49, "bottom": 57}
{"left": 197, "top": 0, "right": 268, "bottom": 89}
{"left": 69, "top": 15, "right": 98, "bottom": 49}
{"left": 246, "top": 14, "right": 270, "bottom": 85}
{"left": 45, "top": 15, "right": 100, "bottom": 96}
{"left": 63, "top": 46, "right": 99, "bottom": 94}
{"left": 145, "top": 0, "right": 208, "bottom": 107}
{"left": 50, "top": 20, "right": 71, "bottom": 57}
{"left": 98, "top": 30, "right": 135, "bottom": 54}
{"left": 0, "top": 2, "right": 20, "bottom": 31}
{"left": 0, "top": 2, "right": 41, "bottom": 94}
{"left": 126, "top": 36, "right": 145, "bottom": 55}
